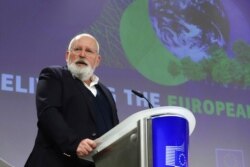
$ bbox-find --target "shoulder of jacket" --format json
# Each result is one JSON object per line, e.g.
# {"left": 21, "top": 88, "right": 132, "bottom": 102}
{"left": 39, "top": 65, "right": 69, "bottom": 79}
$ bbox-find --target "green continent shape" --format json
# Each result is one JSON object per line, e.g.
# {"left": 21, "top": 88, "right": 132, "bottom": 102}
{"left": 120, "top": 0, "right": 187, "bottom": 86}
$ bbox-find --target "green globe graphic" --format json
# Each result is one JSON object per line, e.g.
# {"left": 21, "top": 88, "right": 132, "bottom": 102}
{"left": 120, "top": 0, "right": 187, "bottom": 86}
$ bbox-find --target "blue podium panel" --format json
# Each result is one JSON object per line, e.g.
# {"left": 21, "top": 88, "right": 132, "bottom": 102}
{"left": 152, "top": 115, "right": 189, "bottom": 167}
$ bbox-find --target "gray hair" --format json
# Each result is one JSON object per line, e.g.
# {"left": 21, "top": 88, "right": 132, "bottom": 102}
{"left": 67, "top": 33, "right": 100, "bottom": 54}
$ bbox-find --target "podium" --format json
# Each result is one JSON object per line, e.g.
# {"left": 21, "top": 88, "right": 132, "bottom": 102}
{"left": 83, "top": 106, "right": 196, "bottom": 167}
{"left": 0, "top": 158, "right": 13, "bottom": 167}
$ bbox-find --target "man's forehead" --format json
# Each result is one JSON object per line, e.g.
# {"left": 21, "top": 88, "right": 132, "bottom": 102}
{"left": 68, "top": 33, "right": 99, "bottom": 53}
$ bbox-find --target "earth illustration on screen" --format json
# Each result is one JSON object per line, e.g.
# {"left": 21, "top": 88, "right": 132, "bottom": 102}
{"left": 120, "top": 0, "right": 234, "bottom": 86}
{"left": 148, "top": 0, "right": 230, "bottom": 62}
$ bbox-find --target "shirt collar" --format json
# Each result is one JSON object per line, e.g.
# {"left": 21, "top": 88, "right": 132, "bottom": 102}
{"left": 88, "top": 74, "right": 99, "bottom": 87}
{"left": 83, "top": 74, "right": 99, "bottom": 96}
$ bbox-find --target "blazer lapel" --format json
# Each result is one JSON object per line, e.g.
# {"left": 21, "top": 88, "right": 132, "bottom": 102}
{"left": 97, "top": 83, "right": 119, "bottom": 125}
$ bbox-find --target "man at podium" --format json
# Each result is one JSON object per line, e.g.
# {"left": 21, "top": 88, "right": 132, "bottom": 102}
{"left": 25, "top": 33, "right": 119, "bottom": 167}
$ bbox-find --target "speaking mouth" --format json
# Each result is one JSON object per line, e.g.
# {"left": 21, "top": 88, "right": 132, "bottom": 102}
{"left": 75, "top": 60, "right": 88, "bottom": 66}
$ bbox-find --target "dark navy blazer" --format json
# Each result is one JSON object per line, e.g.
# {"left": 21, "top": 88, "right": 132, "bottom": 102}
{"left": 25, "top": 66, "right": 119, "bottom": 167}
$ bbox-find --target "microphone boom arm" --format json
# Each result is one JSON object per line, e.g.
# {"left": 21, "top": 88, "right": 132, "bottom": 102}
{"left": 131, "top": 90, "right": 154, "bottom": 109}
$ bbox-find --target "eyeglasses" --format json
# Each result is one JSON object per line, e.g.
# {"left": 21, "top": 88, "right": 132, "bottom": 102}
{"left": 70, "top": 47, "right": 98, "bottom": 56}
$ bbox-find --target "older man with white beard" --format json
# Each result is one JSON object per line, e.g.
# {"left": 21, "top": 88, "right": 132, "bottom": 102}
{"left": 25, "top": 33, "right": 119, "bottom": 167}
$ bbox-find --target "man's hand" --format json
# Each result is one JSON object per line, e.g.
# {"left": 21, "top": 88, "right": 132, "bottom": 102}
{"left": 76, "top": 139, "right": 97, "bottom": 158}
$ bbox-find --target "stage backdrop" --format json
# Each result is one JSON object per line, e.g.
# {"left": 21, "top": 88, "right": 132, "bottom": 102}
{"left": 1, "top": 0, "right": 250, "bottom": 166}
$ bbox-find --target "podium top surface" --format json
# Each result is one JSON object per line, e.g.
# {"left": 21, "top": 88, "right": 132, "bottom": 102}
{"left": 84, "top": 106, "right": 196, "bottom": 161}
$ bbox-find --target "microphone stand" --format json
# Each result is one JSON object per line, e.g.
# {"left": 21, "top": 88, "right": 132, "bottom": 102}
{"left": 131, "top": 90, "right": 154, "bottom": 109}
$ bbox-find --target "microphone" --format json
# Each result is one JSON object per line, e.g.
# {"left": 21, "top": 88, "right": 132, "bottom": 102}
{"left": 131, "top": 90, "right": 154, "bottom": 109}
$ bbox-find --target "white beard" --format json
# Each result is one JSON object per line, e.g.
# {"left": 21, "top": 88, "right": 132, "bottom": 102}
{"left": 67, "top": 61, "right": 94, "bottom": 81}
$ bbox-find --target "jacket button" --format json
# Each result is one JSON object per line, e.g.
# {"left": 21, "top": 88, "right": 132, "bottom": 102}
{"left": 92, "top": 132, "right": 97, "bottom": 137}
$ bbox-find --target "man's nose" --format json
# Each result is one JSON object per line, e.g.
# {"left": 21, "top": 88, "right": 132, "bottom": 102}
{"left": 79, "top": 50, "right": 87, "bottom": 57}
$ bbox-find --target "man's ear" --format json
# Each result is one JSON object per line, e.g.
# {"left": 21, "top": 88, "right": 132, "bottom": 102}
{"left": 95, "top": 55, "right": 101, "bottom": 67}
{"left": 65, "top": 51, "right": 69, "bottom": 62}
